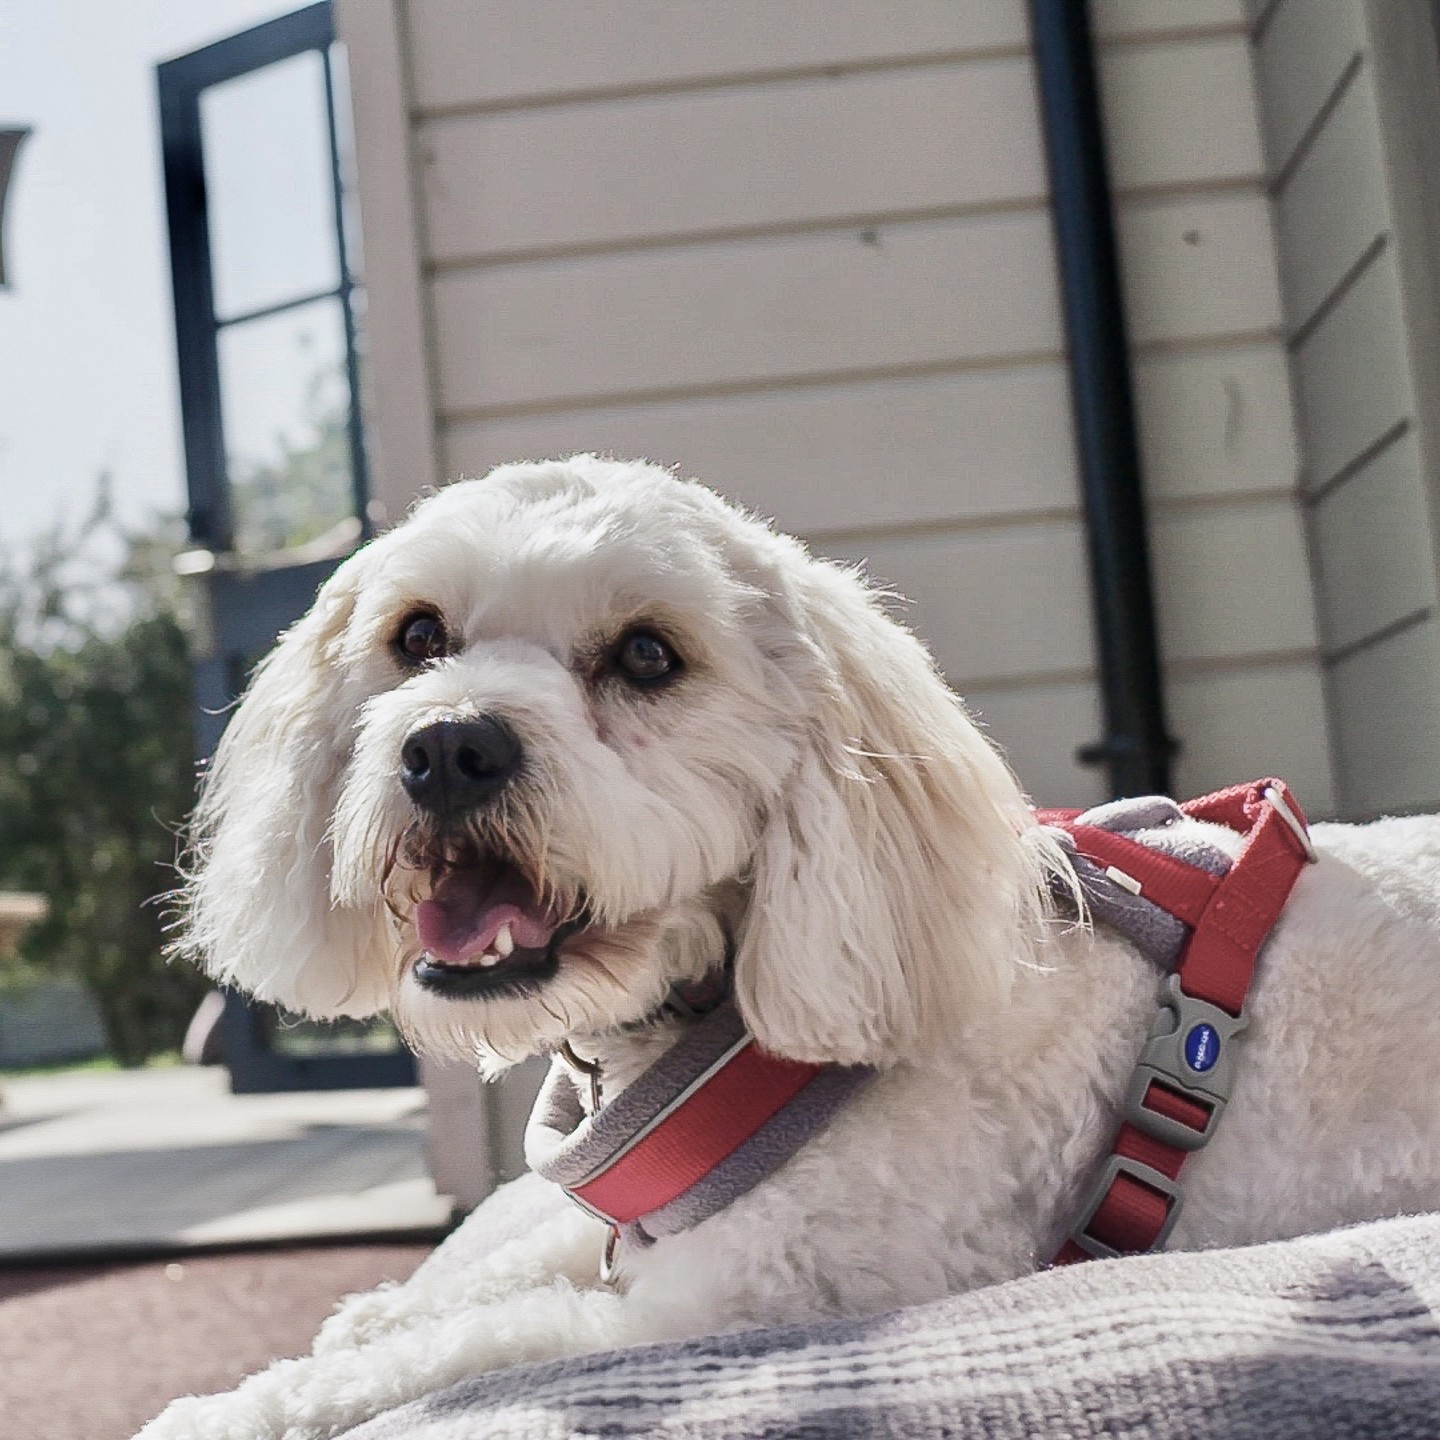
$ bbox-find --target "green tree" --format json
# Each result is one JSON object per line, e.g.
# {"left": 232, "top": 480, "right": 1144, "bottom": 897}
{"left": 0, "top": 360, "right": 361, "bottom": 1065}
{"left": 0, "top": 484, "right": 205, "bottom": 1064}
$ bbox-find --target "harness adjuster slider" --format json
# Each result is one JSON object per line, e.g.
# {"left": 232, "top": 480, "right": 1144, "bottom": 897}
{"left": 1067, "top": 1153, "right": 1186, "bottom": 1261}
{"left": 1123, "top": 974, "right": 1249, "bottom": 1152}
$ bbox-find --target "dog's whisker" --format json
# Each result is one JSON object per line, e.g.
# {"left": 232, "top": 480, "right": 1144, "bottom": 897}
{"left": 535, "top": 990, "right": 566, "bottom": 1032}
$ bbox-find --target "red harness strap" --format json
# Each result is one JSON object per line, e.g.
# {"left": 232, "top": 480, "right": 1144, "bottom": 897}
{"left": 1042, "top": 779, "right": 1316, "bottom": 1264}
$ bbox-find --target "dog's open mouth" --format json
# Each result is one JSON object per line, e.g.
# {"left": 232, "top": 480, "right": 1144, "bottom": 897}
{"left": 412, "top": 856, "right": 583, "bottom": 998}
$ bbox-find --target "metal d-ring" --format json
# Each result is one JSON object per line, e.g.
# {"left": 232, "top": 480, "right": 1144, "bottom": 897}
{"left": 559, "top": 1040, "right": 603, "bottom": 1114}
{"left": 599, "top": 1224, "right": 621, "bottom": 1286}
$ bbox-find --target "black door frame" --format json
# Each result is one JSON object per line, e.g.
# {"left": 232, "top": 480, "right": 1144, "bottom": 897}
{"left": 158, "top": 0, "right": 369, "bottom": 554}
{"left": 159, "top": 3, "right": 413, "bottom": 1091}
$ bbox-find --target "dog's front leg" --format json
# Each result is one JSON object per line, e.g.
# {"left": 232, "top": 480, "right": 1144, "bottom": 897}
{"left": 135, "top": 1188, "right": 623, "bottom": 1440}
{"left": 313, "top": 1173, "right": 591, "bottom": 1354}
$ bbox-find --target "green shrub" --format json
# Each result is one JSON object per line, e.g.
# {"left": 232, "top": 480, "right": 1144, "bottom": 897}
{"left": 0, "top": 486, "right": 205, "bottom": 1065}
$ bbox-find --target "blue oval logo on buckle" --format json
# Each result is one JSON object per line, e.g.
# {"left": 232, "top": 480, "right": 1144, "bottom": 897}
{"left": 1185, "top": 1023, "right": 1221, "bottom": 1073}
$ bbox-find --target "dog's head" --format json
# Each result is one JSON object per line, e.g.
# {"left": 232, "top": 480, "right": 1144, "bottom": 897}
{"left": 178, "top": 457, "right": 1056, "bottom": 1069}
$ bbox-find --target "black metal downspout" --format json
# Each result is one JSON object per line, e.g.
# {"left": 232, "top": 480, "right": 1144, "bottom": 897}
{"left": 1030, "top": 0, "right": 1177, "bottom": 798}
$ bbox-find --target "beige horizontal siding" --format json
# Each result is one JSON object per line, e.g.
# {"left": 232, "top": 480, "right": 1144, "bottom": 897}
{"left": 1104, "top": 12, "right": 1329, "bottom": 815}
{"left": 1093, "top": 0, "right": 1248, "bottom": 40}
{"left": 1291, "top": 244, "right": 1412, "bottom": 488}
{"left": 433, "top": 194, "right": 1285, "bottom": 420}
{"left": 1272, "top": 65, "right": 1390, "bottom": 331}
{"left": 1327, "top": 616, "right": 1440, "bottom": 816}
{"left": 966, "top": 661, "right": 1336, "bottom": 817}
{"left": 1253, "top": 0, "right": 1365, "bottom": 175}
{"left": 965, "top": 680, "right": 1107, "bottom": 811}
{"left": 417, "top": 61, "right": 1046, "bottom": 266}
{"left": 404, "top": 0, "right": 1253, "bottom": 119}
{"left": 445, "top": 366, "right": 1081, "bottom": 538}
{"left": 819, "top": 522, "right": 1095, "bottom": 686}
{"left": 403, "top": 0, "right": 1029, "bottom": 114}
{"left": 1169, "top": 661, "right": 1335, "bottom": 814}
{"left": 418, "top": 36, "right": 1263, "bottom": 269}
{"left": 429, "top": 215, "right": 1064, "bottom": 417}
{"left": 444, "top": 341, "right": 1299, "bottom": 537}
{"left": 1099, "top": 36, "right": 1263, "bottom": 191}
{"left": 1119, "top": 192, "right": 1283, "bottom": 347}
{"left": 1134, "top": 343, "right": 1298, "bottom": 502}
{"left": 1150, "top": 500, "right": 1317, "bottom": 664}
{"left": 1250, "top": 0, "right": 1440, "bottom": 821}
{"left": 1309, "top": 430, "right": 1436, "bottom": 656}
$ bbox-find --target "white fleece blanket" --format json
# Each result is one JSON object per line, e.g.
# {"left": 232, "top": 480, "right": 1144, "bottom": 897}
{"left": 338, "top": 1210, "right": 1440, "bottom": 1439}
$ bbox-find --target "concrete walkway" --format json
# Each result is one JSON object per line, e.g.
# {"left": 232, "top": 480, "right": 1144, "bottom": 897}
{"left": 0, "top": 1066, "right": 454, "bottom": 1260}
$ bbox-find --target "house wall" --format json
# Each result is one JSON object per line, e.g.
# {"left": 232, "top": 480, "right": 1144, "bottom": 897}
{"left": 1248, "top": 0, "right": 1440, "bottom": 818}
{"left": 338, "top": 0, "right": 1335, "bottom": 817}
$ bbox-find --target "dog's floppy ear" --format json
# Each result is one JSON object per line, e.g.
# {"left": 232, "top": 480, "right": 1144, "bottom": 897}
{"left": 176, "top": 559, "right": 391, "bottom": 1018}
{"left": 734, "top": 558, "right": 1054, "bottom": 1067}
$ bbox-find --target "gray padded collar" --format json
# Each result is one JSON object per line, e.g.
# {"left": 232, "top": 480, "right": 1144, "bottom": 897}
{"left": 1044, "top": 794, "right": 1232, "bottom": 969}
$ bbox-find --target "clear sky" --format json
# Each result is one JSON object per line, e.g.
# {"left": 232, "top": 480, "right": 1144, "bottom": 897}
{"left": 0, "top": 0, "right": 306, "bottom": 555}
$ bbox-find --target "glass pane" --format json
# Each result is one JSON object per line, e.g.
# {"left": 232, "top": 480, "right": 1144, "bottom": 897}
{"left": 327, "top": 43, "right": 364, "bottom": 284}
{"left": 218, "top": 296, "right": 355, "bottom": 558}
{"left": 201, "top": 49, "right": 339, "bottom": 320}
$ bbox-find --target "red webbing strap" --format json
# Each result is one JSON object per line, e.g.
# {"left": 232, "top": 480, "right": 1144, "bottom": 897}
{"left": 1052, "top": 778, "right": 1313, "bottom": 1264}
{"left": 1142, "top": 1080, "right": 1211, "bottom": 1133}
{"left": 1053, "top": 1121, "right": 1184, "bottom": 1265}
{"left": 569, "top": 1043, "right": 824, "bottom": 1225}
{"left": 1175, "top": 779, "right": 1312, "bottom": 1017}
{"left": 1033, "top": 807, "right": 1083, "bottom": 826}
{"left": 1062, "top": 826, "right": 1221, "bottom": 928}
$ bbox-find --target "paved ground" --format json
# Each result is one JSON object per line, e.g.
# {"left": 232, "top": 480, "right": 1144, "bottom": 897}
{"left": 0, "top": 1065, "right": 455, "bottom": 1438}
{"left": 0, "top": 1242, "right": 432, "bottom": 1440}
{"left": 0, "top": 1066, "right": 454, "bottom": 1258}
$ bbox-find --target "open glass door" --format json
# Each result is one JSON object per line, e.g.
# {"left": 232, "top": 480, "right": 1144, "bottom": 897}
{"left": 159, "top": 2, "right": 413, "bottom": 1091}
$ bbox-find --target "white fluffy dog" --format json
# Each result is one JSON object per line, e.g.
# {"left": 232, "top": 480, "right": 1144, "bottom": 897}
{"left": 146, "top": 456, "right": 1440, "bottom": 1439}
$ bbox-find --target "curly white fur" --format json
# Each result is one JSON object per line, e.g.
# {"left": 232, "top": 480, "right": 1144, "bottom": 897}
{"left": 146, "top": 457, "right": 1440, "bottom": 1440}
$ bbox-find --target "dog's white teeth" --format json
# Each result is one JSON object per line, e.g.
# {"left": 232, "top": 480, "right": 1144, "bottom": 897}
{"left": 479, "top": 951, "right": 502, "bottom": 968}
{"left": 494, "top": 924, "right": 515, "bottom": 958}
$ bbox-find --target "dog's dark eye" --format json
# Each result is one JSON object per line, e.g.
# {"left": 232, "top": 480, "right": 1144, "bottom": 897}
{"left": 395, "top": 609, "right": 449, "bottom": 665}
{"left": 615, "top": 630, "right": 680, "bottom": 684}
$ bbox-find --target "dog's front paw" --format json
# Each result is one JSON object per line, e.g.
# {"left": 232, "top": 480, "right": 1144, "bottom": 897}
{"left": 313, "top": 1281, "right": 406, "bottom": 1354}
{"left": 133, "top": 1355, "right": 341, "bottom": 1440}
{"left": 135, "top": 1387, "right": 290, "bottom": 1440}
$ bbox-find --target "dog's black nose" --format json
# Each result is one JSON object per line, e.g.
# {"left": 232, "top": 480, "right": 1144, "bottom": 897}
{"left": 399, "top": 717, "right": 523, "bottom": 813}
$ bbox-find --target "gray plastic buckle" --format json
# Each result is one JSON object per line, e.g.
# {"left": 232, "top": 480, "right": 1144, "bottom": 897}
{"left": 1068, "top": 1154, "right": 1186, "bottom": 1260}
{"left": 1123, "top": 973, "right": 1249, "bottom": 1152}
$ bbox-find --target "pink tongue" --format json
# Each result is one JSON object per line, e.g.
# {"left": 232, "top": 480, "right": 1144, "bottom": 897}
{"left": 416, "top": 865, "right": 561, "bottom": 964}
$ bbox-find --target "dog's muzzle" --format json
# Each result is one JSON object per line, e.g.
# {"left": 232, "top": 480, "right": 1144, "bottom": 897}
{"left": 397, "top": 714, "right": 583, "bottom": 997}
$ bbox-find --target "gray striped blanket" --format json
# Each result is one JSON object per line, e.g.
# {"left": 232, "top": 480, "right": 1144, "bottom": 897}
{"left": 342, "top": 1211, "right": 1440, "bottom": 1439}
